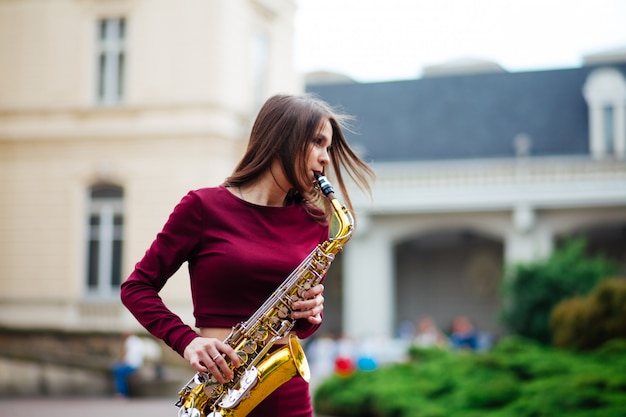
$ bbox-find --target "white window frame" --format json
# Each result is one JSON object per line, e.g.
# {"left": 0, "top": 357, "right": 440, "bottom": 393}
{"left": 583, "top": 67, "right": 626, "bottom": 159}
{"left": 86, "top": 185, "right": 124, "bottom": 299}
{"left": 96, "top": 17, "right": 126, "bottom": 105}
{"left": 603, "top": 105, "right": 615, "bottom": 153}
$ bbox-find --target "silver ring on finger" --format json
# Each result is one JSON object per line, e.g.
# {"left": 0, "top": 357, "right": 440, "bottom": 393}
{"left": 212, "top": 354, "right": 221, "bottom": 362}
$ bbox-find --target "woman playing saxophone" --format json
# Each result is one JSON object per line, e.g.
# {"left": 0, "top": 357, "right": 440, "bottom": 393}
{"left": 121, "top": 94, "right": 373, "bottom": 417}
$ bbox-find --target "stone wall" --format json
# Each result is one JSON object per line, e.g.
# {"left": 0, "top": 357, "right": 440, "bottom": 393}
{"left": 0, "top": 329, "right": 187, "bottom": 398}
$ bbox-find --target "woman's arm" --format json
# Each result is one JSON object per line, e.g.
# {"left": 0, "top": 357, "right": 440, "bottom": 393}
{"left": 120, "top": 191, "right": 204, "bottom": 356}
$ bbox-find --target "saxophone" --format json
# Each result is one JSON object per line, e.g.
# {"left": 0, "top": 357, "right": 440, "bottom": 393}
{"left": 176, "top": 173, "right": 354, "bottom": 417}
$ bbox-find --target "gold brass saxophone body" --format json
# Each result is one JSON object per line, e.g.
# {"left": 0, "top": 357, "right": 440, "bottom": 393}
{"left": 176, "top": 173, "right": 354, "bottom": 417}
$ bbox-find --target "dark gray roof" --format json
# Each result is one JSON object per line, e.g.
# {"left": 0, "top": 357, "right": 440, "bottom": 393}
{"left": 307, "top": 63, "right": 626, "bottom": 162}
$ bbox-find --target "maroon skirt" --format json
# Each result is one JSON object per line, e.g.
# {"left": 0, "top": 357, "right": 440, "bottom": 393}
{"left": 247, "top": 376, "right": 312, "bottom": 417}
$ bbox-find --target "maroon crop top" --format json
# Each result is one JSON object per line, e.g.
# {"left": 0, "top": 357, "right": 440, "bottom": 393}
{"left": 120, "top": 186, "right": 329, "bottom": 357}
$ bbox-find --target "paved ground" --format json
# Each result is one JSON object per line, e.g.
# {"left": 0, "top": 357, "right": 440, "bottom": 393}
{"left": 0, "top": 398, "right": 332, "bottom": 417}
{"left": 0, "top": 398, "right": 177, "bottom": 417}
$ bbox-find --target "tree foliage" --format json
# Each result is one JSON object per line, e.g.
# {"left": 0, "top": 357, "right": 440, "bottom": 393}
{"left": 499, "top": 238, "right": 618, "bottom": 344}
{"left": 551, "top": 278, "right": 626, "bottom": 350}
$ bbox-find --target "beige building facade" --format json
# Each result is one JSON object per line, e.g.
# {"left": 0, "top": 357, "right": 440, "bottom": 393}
{"left": 0, "top": 0, "right": 300, "bottom": 334}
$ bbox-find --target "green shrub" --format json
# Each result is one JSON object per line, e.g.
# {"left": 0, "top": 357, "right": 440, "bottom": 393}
{"left": 313, "top": 337, "right": 626, "bottom": 417}
{"left": 551, "top": 278, "right": 626, "bottom": 350}
{"left": 500, "top": 238, "right": 618, "bottom": 344}
{"left": 458, "top": 371, "right": 519, "bottom": 408}
{"left": 489, "top": 337, "right": 572, "bottom": 380}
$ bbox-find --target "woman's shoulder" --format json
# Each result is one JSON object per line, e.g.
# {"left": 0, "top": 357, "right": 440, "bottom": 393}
{"left": 171, "top": 186, "right": 232, "bottom": 215}
{"left": 185, "top": 185, "right": 231, "bottom": 201}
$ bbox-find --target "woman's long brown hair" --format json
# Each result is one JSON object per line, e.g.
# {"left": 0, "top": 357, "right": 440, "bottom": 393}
{"left": 225, "top": 94, "right": 374, "bottom": 222}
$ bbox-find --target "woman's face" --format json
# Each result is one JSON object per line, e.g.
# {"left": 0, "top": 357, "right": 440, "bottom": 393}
{"left": 302, "top": 118, "right": 332, "bottom": 185}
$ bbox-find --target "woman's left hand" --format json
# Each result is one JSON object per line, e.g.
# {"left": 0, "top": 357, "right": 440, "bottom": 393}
{"left": 292, "top": 283, "right": 324, "bottom": 324}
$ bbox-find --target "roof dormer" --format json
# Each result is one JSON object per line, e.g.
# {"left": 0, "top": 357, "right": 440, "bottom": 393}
{"left": 583, "top": 67, "right": 626, "bottom": 159}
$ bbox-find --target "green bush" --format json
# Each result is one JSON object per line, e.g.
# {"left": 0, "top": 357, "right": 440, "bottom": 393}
{"left": 500, "top": 238, "right": 618, "bottom": 344}
{"left": 313, "top": 336, "right": 626, "bottom": 417}
{"left": 551, "top": 278, "right": 626, "bottom": 350}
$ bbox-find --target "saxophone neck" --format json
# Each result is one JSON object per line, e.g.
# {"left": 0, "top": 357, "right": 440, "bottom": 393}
{"left": 330, "top": 198, "right": 353, "bottom": 239}
{"left": 314, "top": 172, "right": 354, "bottom": 250}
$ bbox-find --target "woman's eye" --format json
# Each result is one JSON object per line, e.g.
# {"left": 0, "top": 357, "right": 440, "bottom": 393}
{"left": 312, "top": 137, "right": 331, "bottom": 151}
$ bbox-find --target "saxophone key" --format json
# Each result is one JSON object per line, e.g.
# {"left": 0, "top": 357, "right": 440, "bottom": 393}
{"left": 276, "top": 305, "right": 289, "bottom": 319}
{"left": 203, "top": 382, "right": 220, "bottom": 399}
{"left": 242, "top": 340, "right": 257, "bottom": 354}
{"left": 236, "top": 350, "right": 248, "bottom": 363}
{"left": 188, "top": 408, "right": 202, "bottom": 417}
{"left": 218, "top": 367, "right": 259, "bottom": 409}
{"left": 254, "top": 326, "right": 268, "bottom": 341}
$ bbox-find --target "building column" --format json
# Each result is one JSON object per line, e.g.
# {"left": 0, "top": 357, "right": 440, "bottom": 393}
{"left": 504, "top": 204, "right": 553, "bottom": 266}
{"left": 342, "top": 228, "right": 394, "bottom": 339}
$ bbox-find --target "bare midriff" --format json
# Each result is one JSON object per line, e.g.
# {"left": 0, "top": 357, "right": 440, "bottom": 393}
{"left": 199, "top": 327, "right": 291, "bottom": 345}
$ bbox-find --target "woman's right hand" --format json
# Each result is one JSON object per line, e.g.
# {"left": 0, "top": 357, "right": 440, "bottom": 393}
{"left": 183, "top": 337, "right": 241, "bottom": 384}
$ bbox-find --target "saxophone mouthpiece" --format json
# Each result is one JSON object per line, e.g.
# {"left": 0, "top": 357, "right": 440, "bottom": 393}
{"left": 314, "top": 171, "right": 334, "bottom": 197}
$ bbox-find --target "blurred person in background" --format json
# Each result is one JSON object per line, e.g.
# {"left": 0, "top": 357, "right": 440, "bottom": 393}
{"left": 449, "top": 316, "right": 478, "bottom": 351}
{"left": 414, "top": 316, "right": 448, "bottom": 348}
{"left": 111, "top": 332, "right": 146, "bottom": 397}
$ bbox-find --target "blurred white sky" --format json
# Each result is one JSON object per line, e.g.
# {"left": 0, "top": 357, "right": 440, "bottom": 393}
{"left": 294, "top": 0, "right": 626, "bottom": 82}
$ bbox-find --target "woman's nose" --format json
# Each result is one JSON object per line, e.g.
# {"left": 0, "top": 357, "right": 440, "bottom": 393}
{"left": 320, "top": 149, "right": 330, "bottom": 165}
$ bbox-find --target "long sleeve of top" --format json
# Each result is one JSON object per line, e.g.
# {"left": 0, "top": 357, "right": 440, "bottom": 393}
{"left": 121, "top": 186, "right": 329, "bottom": 357}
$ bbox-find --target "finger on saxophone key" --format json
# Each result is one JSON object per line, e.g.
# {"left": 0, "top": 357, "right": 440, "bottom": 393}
{"left": 210, "top": 353, "right": 234, "bottom": 383}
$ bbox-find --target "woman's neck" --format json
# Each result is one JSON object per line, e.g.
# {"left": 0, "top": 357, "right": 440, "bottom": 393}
{"left": 239, "top": 161, "right": 292, "bottom": 207}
